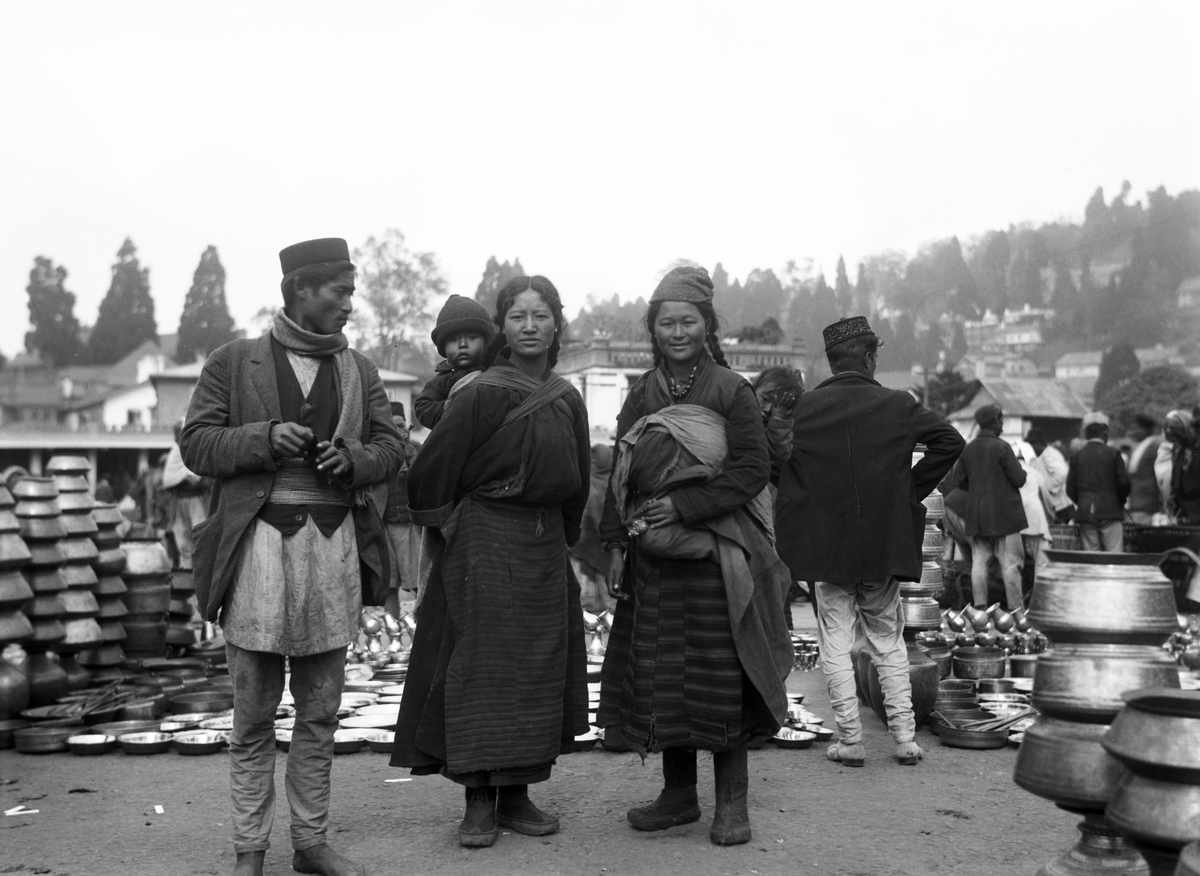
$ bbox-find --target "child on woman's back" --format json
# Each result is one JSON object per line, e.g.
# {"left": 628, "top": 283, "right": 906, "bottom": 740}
{"left": 413, "top": 295, "right": 494, "bottom": 429}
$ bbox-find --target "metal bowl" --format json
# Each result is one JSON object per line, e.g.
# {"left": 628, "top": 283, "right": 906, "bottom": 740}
{"left": 771, "top": 728, "right": 816, "bottom": 749}
{"left": 938, "top": 724, "right": 1009, "bottom": 750}
{"left": 118, "top": 731, "right": 174, "bottom": 755}
{"left": 365, "top": 730, "right": 396, "bottom": 754}
{"left": 332, "top": 729, "right": 368, "bottom": 754}
{"left": 67, "top": 734, "right": 117, "bottom": 756}
{"left": 976, "top": 678, "right": 1018, "bottom": 694}
{"left": 91, "top": 720, "right": 161, "bottom": 737}
{"left": 172, "top": 730, "right": 228, "bottom": 756}
{"left": 170, "top": 691, "right": 233, "bottom": 714}
{"left": 15, "top": 725, "right": 78, "bottom": 754}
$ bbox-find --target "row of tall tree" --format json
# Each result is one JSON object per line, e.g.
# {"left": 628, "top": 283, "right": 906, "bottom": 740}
{"left": 566, "top": 183, "right": 1200, "bottom": 373}
{"left": 24, "top": 238, "right": 235, "bottom": 367}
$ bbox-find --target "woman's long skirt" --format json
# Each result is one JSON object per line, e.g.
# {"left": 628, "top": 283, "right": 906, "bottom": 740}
{"left": 599, "top": 546, "right": 770, "bottom": 754}
{"left": 390, "top": 499, "right": 588, "bottom": 785}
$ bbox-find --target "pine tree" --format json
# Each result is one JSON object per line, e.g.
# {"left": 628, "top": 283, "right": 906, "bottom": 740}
{"left": 1094, "top": 339, "right": 1140, "bottom": 411}
{"left": 834, "top": 256, "right": 854, "bottom": 317}
{"left": 24, "top": 256, "right": 83, "bottom": 366}
{"left": 176, "top": 246, "right": 236, "bottom": 362}
{"left": 473, "top": 256, "right": 526, "bottom": 316}
{"left": 88, "top": 238, "right": 157, "bottom": 365}
{"left": 853, "top": 262, "right": 873, "bottom": 315}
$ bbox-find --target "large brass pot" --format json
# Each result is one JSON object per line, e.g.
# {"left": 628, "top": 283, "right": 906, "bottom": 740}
{"left": 1103, "top": 690, "right": 1200, "bottom": 782}
{"left": 0, "top": 571, "right": 33, "bottom": 609}
{"left": 95, "top": 576, "right": 127, "bottom": 596}
{"left": 1105, "top": 771, "right": 1200, "bottom": 853}
{"left": 0, "top": 610, "right": 34, "bottom": 644}
{"left": 951, "top": 646, "right": 1006, "bottom": 679}
{"left": 18, "top": 517, "right": 67, "bottom": 540}
{"left": 0, "top": 534, "right": 31, "bottom": 571}
{"left": 12, "top": 477, "right": 59, "bottom": 500}
{"left": 59, "top": 618, "right": 104, "bottom": 647}
{"left": 1029, "top": 559, "right": 1178, "bottom": 645}
{"left": 58, "top": 590, "right": 99, "bottom": 615}
{"left": 1014, "top": 717, "right": 1122, "bottom": 811}
{"left": 121, "top": 539, "right": 171, "bottom": 578}
{"left": 1033, "top": 645, "right": 1180, "bottom": 723}
{"left": 901, "top": 597, "right": 942, "bottom": 629}
{"left": 91, "top": 504, "right": 124, "bottom": 528}
{"left": 26, "top": 543, "right": 66, "bottom": 568}
{"left": 45, "top": 456, "right": 91, "bottom": 476}
{"left": 921, "top": 525, "right": 943, "bottom": 553}
{"left": 58, "top": 492, "right": 96, "bottom": 515}
{"left": 59, "top": 566, "right": 98, "bottom": 589}
{"left": 61, "top": 537, "right": 99, "bottom": 563}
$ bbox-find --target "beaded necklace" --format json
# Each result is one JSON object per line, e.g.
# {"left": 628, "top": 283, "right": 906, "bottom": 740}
{"left": 667, "top": 361, "right": 700, "bottom": 399}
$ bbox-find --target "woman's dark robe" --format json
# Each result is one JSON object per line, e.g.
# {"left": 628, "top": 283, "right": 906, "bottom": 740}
{"left": 390, "top": 358, "right": 590, "bottom": 784}
{"left": 597, "top": 353, "right": 792, "bottom": 754}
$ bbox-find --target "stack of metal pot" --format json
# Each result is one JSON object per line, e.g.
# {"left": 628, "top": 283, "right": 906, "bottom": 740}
{"left": 1014, "top": 553, "right": 1180, "bottom": 876}
{"left": 0, "top": 483, "right": 34, "bottom": 718}
{"left": 78, "top": 502, "right": 127, "bottom": 668}
{"left": 119, "top": 536, "right": 172, "bottom": 659}
{"left": 45, "top": 456, "right": 102, "bottom": 690}
{"left": 1102, "top": 689, "right": 1200, "bottom": 876}
{"left": 166, "top": 568, "right": 197, "bottom": 650}
{"left": 13, "top": 477, "right": 70, "bottom": 705}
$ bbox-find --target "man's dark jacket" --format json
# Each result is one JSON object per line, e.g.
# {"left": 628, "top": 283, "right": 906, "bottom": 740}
{"left": 1068, "top": 439, "right": 1131, "bottom": 523}
{"left": 180, "top": 334, "right": 402, "bottom": 621}
{"left": 956, "top": 431, "right": 1027, "bottom": 537}
{"left": 775, "top": 371, "right": 964, "bottom": 584}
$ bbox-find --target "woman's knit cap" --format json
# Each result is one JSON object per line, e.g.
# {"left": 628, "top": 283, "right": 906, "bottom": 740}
{"left": 650, "top": 266, "right": 714, "bottom": 304}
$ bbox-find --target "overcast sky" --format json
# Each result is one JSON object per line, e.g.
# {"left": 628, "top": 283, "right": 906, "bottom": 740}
{"left": 2, "top": 1, "right": 1198, "bottom": 361}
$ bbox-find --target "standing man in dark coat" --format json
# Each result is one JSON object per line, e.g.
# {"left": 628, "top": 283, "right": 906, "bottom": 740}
{"left": 956, "top": 404, "right": 1027, "bottom": 610}
{"left": 1068, "top": 412, "right": 1130, "bottom": 551}
{"left": 776, "top": 317, "right": 963, "bottom": 768}
{"left": 182, "top": 238, "right": 401, "bottom": 876}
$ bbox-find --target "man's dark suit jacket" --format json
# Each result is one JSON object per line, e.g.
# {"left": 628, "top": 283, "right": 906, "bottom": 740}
{"left": 181, "top": 334, "right": 401, "bottom": 621}
{"left": 775, "top": 371, "right": 964, "bottom": 585}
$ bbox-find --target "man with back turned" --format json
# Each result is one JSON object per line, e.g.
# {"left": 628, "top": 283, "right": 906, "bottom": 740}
{"left": 775, "top": 316, "right": 963, "bottom": 768}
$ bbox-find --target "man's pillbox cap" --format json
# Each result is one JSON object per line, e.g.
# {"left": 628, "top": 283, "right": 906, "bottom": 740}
{"left": 975, "top": 404, "right": 1003, "bottom": 427}
{"left": 822, "top": 316, "right": 877, "bottom": 351}
{"left": 650, "top": 266, "right": 715, "bottom": 305}
{"left": 279, "top": 238, "right": 351, "bottom": 275}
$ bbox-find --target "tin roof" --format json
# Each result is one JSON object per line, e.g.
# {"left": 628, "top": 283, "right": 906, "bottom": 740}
{"left": 949, "top": 378, "right": 1092, "bottom": 421}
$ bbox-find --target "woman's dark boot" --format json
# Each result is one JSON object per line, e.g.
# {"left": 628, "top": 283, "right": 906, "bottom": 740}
{"left": 459, "top": 785, "right": 498, "bottom": 848}
{"left": 710, "top": 744, "right": 751, "bottom": 846}
{"left": 496, "top": 784, "right": 560, "bottom": 836}
{"left": 627, "top": 747, "right": 701, "bottom": 831}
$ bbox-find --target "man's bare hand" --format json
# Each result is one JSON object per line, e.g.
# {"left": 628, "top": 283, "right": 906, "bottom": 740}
{"left": 315, "top": 441, "right": 353, "bottom": 479}
{"left": 269, "top": 422, "right": 316, "bottom": 458}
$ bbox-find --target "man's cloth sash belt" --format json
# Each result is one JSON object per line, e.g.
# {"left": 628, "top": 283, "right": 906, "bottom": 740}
{"left": 259, "top": 462, "right": 350, "bottom": 537}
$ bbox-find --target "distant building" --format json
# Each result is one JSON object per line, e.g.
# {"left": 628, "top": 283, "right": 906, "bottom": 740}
{"left": 556, "top": 336, "right": 807, "bottom": 435}
{"left": 947, "top": 377, "right": 1092, "bottom": 446}
{"left": 1054, "top": 344, "right": 1185, "bottom": 380}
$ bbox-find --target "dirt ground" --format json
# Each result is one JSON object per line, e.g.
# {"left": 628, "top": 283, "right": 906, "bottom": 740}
{"left": 1, "top": 608, "right": 1083, "bottom": 876}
